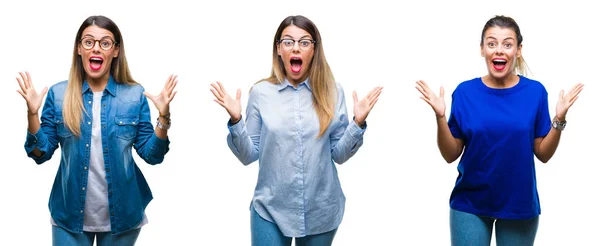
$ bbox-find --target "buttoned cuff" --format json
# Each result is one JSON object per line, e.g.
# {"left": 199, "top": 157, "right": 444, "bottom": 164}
{"left": 227, "top": 117, "right": 245, "bottom": 138}
{"left": 25, "top": 129, "right": 47, "bottom": 154}
{"left": 347, "top": 118, "right": 367, "bottom": 140}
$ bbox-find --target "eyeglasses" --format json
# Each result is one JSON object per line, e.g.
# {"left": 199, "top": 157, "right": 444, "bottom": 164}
{"left": 79, "top": 37, "right": 117, "bottom": 51}
{"left": 277, "top": 38, "right": 316, "bottom": 51}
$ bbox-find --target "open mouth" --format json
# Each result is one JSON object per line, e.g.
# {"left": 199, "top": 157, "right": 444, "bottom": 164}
{"left": 290, "top": 57, "right": 302, "bottom": 73}
{"left": 90, "top": 56, "right": 104, "bottom": 71}
{"left": 492, "top": 58, "right": 507, "bottom": 71}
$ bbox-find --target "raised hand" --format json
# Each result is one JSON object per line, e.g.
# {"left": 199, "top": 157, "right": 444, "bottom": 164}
{"left": 16, "top": 71, "right": 48, "bottom": 115}
{"left": 556, "top": 83, "right": 584, "bottom": 120}
{"left": 353, "top": 86, "right": 383, "bottom": 126}
{"left": 210, "top": 81, "right": 242, "bottom": 123}
{"left": 415, "top": 80, "right": 445, "bottom": 118}
{"left": 144, "top": 74, "right": 178, "bottom": 116}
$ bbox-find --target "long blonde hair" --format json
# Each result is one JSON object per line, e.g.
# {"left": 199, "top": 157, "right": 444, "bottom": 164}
{"left": 261, "top": 15, "right": 336, "bottom": 138}
{"left": 64, "top": 15, "right": 137, "bottom": 136}
{"left": 480, "top": 15, "right": 531, "bottom": 76}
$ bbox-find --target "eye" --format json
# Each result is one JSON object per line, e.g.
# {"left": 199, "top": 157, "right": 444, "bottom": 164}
{"left": 100, "top": 40, "right": 112, "bottom": 48}
{"left": 282, "top": 40, "right": 294, "bottom": 46}
{"left": 503, "top": 43, "right": 512, "bottom": 48}
{"left": 84, "top": 39, "right": 94, "bottom": 46}
{"left": 487, "top": 42, "right": 496, "bottom": 48}
{"left": 299, "top": 40, "right": 311, "bottom": 47}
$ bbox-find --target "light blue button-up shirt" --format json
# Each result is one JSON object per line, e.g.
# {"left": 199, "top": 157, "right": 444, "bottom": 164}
{"left": 227, "top": 78, "right": 366, "bottom": 237}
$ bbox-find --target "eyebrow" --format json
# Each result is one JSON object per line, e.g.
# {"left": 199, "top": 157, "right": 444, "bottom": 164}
{"left": 485, "top": 36, "right": 515, "bottom": 42}
{"left": 82, "top": 34, "right": 114, "bottom": 40}
{"left": 281, "top": 34, "right": 312, "bottom": 40}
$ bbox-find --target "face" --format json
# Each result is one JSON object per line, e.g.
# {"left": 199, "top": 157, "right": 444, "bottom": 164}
{"left": 77, "top": 25, "right": 119, "bottom": 82}
{"left": 276, "top": 25, "right": 315, "bottom": 84}
{"left": 480, "top": 26, "right": 522, "bottom": 80}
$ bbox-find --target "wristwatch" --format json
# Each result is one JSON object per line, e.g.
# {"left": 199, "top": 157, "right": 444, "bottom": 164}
{"left": 157, "top": 114, "right": 171, "bottom": 130}
{"left": 552, "top": 118, "right": 566, "bottom": 131}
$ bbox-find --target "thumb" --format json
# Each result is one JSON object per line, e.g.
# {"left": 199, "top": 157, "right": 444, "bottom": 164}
{"left": 236, "top": 89, "right": 242, "bottom": 100}
{"left": 143, "top": 91, "right": 152, "bottom": 99}
{"left": 440, "top": 87, "right": 445, "bottom": 98}
{"left": 40, "top": 87, "right": 49, "bottom": 98}
{"left": 352, "top": 91, "right": 358, "bottom": 103}
{"left": 559, "top": 89, "right": 564, "bottom": 99}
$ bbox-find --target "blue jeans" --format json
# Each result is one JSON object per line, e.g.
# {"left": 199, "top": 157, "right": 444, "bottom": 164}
{"left": 251, "top": 206, "right": 337, "bottom": 246}
{"left": 52, "top": 226, "right": 141, "bottom": 246}
{"left": 450, "top": 208, "right": 539, "bottom": 246}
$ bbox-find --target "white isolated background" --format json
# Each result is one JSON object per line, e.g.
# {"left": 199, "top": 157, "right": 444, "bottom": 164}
{"left": 1, "top": 0, "right": 598, "bottom": 245}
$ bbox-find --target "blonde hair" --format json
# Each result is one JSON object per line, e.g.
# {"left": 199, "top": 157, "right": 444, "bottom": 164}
{"left": 480, "top": 15, "right": 531, "bottom": 76}
{"left": 64, "top": 15, "right": 137, "bottom": 136}
{"left": 261, "top": 15, "right": 336, "bottom": 138}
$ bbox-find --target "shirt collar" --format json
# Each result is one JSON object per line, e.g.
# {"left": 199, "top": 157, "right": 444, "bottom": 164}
{"left": 277, "top": 77, "right": 312, "bottom": 91}
{"left": 82, "top": 74, "right": 117, "bottom": 96}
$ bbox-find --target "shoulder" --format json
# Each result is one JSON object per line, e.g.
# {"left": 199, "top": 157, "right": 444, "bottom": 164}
{"left": 49, "top": 80, "right": 68, "bottom": 93}
{"left": 519, "top": 75, "right": 547, "bottom": 93}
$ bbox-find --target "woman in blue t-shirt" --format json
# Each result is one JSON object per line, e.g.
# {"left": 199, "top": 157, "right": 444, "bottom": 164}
{"left": 415, "top": 15, "right": 584, "bottom": 246}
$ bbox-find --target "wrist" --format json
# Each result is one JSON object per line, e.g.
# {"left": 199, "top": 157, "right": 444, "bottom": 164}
{"left": 27, "top": 109, "right": 38, "bottom": 117}
{"left": 554, "top": 115, "right": 566, "bottom": 122}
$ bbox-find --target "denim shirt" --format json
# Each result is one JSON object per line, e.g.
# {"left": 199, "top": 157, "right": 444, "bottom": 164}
{"left": 24, "top": 76, "right": 170, "bottom": 235}
{"left": 227, "top": 79, "right": 366, "bottom": 237}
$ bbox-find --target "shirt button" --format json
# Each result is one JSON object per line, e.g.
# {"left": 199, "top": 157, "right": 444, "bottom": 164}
{"left": 88, "top": 101, "right": 92, "bottom": 104}
{"left": 132, "top": 122, "right": 135, "bottom": 125}
{"left": 84, "top": 166, "right": 88, "bottom": 170}
{"left": 33, "top": 140, "right": 37, "bottom": 143}
{"left": 80, "top": 210, "right": 83, "bottom": 213}
{"left": 88, "top": 122, "right": 91, "bottom": 125}
{"left": 82, "top": 187, "right": 85, "bottom": 191}
{"left": 106, "top": 168, "right": 110, "bottom": 172}
{"left": 119, "top": 121, "right": 123, "bottom": 124}
{"left": 102, "top": 104, "right": 106, "bottom": 107}
{"left": 86, "top": 144, "right": 89, "bottom": 148}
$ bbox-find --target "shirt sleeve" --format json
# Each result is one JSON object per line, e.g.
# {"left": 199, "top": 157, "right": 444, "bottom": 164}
{"left": 448, "top": 89, "right": 465, "bottom": 140}
{"left": 330, "top": 85, "right": 366, "bottom": 164}
{"left": 23, "top": 86, "right": 60, "bottom": 164}
{"left": 534, "top": 86, "right": 552, "bottom": 138}
{"left": 227, "top": 86, "right": 261, "bottom": 165}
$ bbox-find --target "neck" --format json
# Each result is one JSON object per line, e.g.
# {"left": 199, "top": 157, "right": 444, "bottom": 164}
{"left": 287, "top": 75, "right": 308, "bottom": 88}
{"left": 87, "top": 73, "right": 110, "bottom": 92}
{"left": 483, "top": 74, "right": 519, "bottom": 89}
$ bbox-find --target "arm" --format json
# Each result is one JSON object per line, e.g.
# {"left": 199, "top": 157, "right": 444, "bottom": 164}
{"left": 330, "top": 86, "right": 367, "bottom": 164}
{"left": 133, "top": 91, "right": 170, "bottom": 165}
{"left": 437, "top": 115, "right": 465, "bottom": 164}
{"left": 533, "top": 83, "right": 583, "bottom": 163}
{"left": 226, "top": 87, "right": 261, "bottom": 165}
{"left": 25, "top": 89, "right": 61, "bottom": 164}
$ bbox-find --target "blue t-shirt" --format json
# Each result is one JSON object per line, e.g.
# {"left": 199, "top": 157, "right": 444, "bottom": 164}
{"left": 447, "top": 75, "right": 551, "bottom": 219}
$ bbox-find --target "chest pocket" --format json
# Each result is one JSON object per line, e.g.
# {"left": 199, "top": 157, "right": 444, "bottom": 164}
{"left": 115, "top": 115, "right": 139, "bottom": 140}
{"left": 54, "top": 116, "right": 74, "bottom": 138}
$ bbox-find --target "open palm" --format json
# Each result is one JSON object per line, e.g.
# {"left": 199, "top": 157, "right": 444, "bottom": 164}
{"left": 144, "top": 74, "right": 178, "bottom": 116}
{"left": 415, "top": 80, "right": 445, "bottom": 118}
{"left": 16, "top": 71, "right": 48, "bottom": 114}
{"left": 210, "top": 81, "right": 242, "bottom": 122}
{"left": 353, "top": 86, "right": 383, "bottom": 126}
{"left": 556, "top": 83, "right": 584, "bottom": 120}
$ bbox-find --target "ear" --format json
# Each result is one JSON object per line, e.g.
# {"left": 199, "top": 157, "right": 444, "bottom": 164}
{"left": 516, "top": 43, "right": 522, "bottom": 58}
{"left": 78, "top": 45, "right": 82, "bottom": 56}
{"left": 113, "top": 45, "right": 120, "bottom": 58}
{"left": 480, "top": 45, "right": 484, "bottom": 57}
{"left": 276, "top": 43, "right": 281, "bottom": 57}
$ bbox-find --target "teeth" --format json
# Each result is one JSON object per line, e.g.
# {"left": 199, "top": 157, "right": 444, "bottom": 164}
{"left": 493, "top": 59, "right": 506, "bottom": 62}
{"left": 90, "top": 58, "right": 103, "bottom": 61}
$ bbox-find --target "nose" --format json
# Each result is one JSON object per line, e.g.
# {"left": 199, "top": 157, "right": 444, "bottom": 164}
{"left": 291, "top": 41, "right": 300, "bottom": 52}
{"left": 92, "top": 41, "right": 101, "bottom": 52}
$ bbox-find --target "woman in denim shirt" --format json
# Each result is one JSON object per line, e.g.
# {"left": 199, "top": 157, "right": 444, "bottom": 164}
{"left": 17, "top": 15, "right": 177, "bottom": 246}
{"left": 211, "top": 15, "right": 382, "bottom": 246}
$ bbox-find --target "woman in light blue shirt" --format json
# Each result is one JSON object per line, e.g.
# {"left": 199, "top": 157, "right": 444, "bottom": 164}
{"left": 211, "top": 15, "right": 382, "bottom": 246}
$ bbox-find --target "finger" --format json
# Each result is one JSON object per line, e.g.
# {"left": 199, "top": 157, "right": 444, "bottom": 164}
{"left": 168, "top": 90, "right": 178, "bottom": 103}
{"left": 369, "top": 97, "right": 380, "bottom": 110}
{"left": 213, "top": 99, "right": 226, "bottom": 108}
{"left": 17, "top": 90, "right": 26, "bottom": 99}
{"left": 210, "top": 88, "right": 224, "bottom": 101}
{"left": 236, "top": 89, "right": 242, "bottom": 101}
{"left": 163, "top": 74, "right": 173, "bottom": 90}
{"left": 559, "top": 89, "right": 564, "bottom": 99}
{"left": 419, "top": 96, "right": 432, "bottom": 106}
{"left": 143, "top": 91, "right": 154, "bottom": 101}
{"left": 352, "top": 91, "right": 358, "bottom": 103}
{"left": 369, "top": 88, "right": 383, "bottom": 105}
{"left": 19, "top": 72, "right": 29, "bottom": 89}
{"left": 415, "top": 85, "right": 429, "bottom": 98}
{"left": 440, "top": 87, "right": 445, "bottom": 98}
{"left": 25, "top": 71, "right": 34, "bottom": 89}
{"left": 210, "top": 83, "right": 225, "bottom": 99}
{"left": 40, "top": 87, "right": 48, "bottom": 98}
{"left": 568, "top": 96, "right": 579, "bottom": 107}
{"left": 167, "top": 80, "right": 178, "bottom": 96}
{"left": 366, "top": 86, "right": 382, "bottom": 100}
{"left": 569, "top": 87, "right": 584, "bottom": 103}
{"left": 416, "top": 80, "right": 432, "bottom": 94}
{"left": 16, "top": 76, "right": 27, "bottom": 93}
{"left": 216, "top": 81, "right": 227, "bottom": 97}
